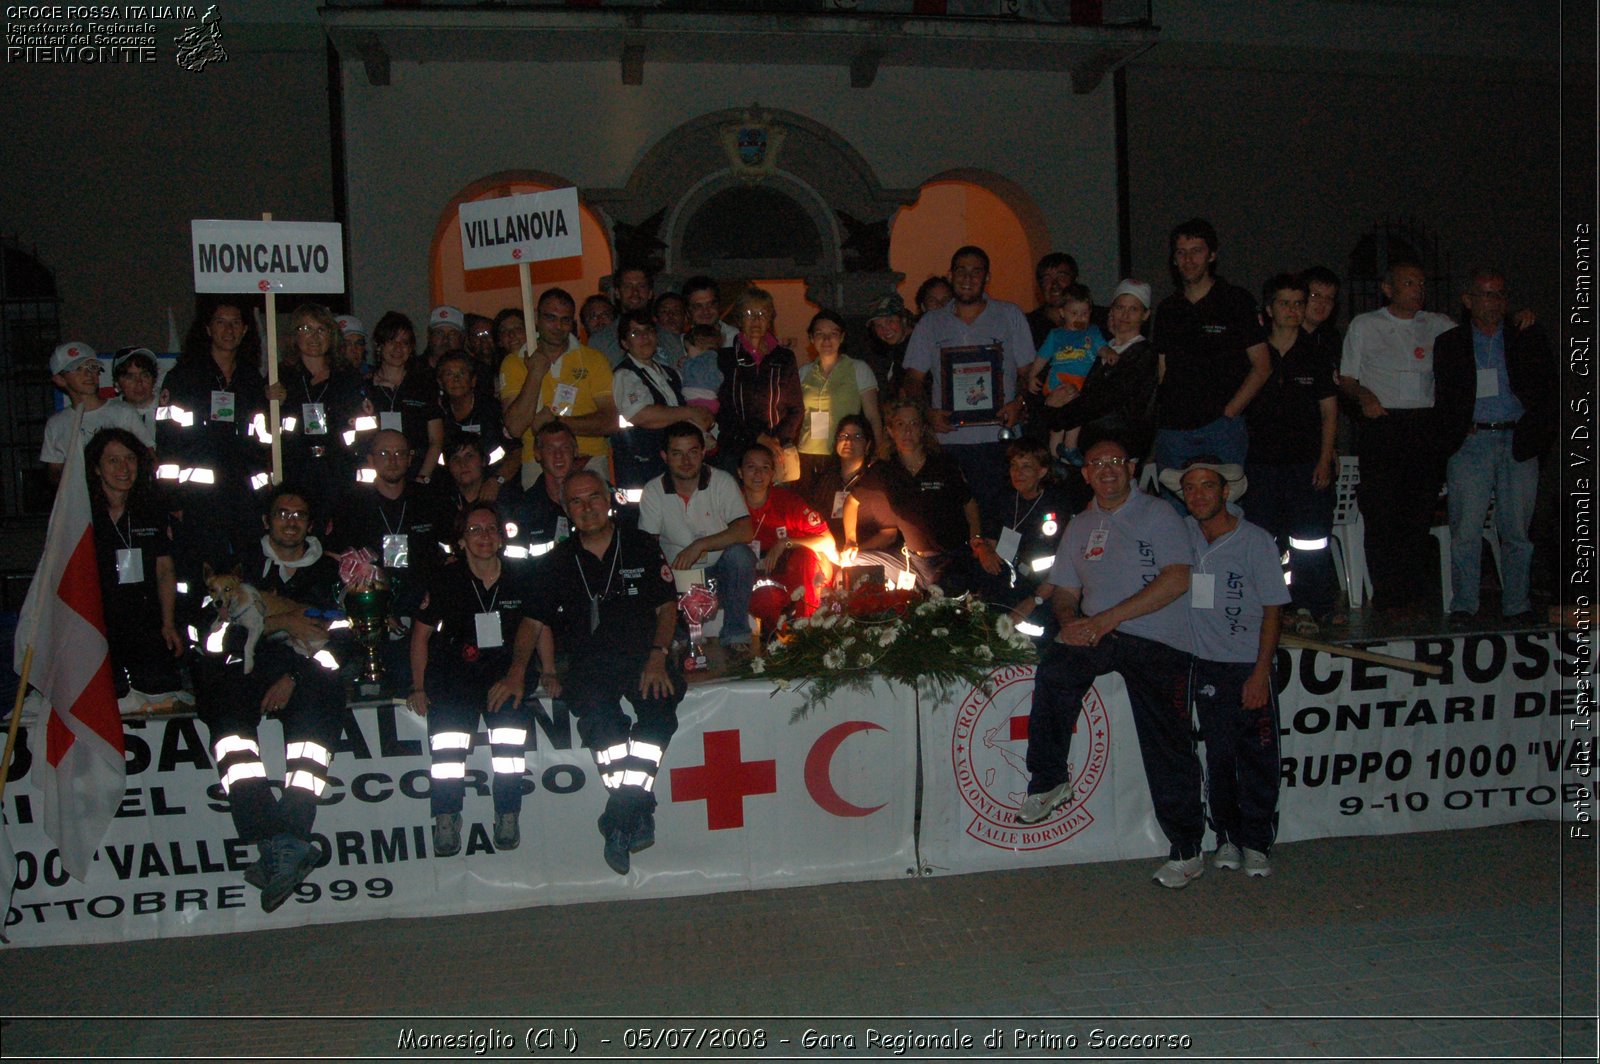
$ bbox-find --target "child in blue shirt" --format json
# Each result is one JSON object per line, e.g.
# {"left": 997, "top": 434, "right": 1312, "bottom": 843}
{"left": 1026, "top": 285, "right": 1107, "bottom": 464}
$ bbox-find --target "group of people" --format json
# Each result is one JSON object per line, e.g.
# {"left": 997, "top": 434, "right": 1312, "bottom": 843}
{"left": 38, "top": 214, "right": 1554, "bottom": 902}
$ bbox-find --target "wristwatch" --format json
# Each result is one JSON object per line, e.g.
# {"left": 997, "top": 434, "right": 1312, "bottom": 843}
{"left": 650, "top": 645, "right": 670, "bottom": 655}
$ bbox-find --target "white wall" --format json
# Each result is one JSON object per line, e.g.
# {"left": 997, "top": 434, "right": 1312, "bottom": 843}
{"left": 339, "top": 59, "right": 1121, "bottom": 321}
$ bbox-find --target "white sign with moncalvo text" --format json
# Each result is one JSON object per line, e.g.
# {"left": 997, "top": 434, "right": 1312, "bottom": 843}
{"left": 191, "top": 220, "right": 345, "bottom": 294}
{"left": 458, "top": 187, "right": 583, "bottom": 271}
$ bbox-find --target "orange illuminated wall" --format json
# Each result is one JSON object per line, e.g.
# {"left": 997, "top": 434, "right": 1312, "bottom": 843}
{"left": 430, "top": 176, "right": 614, "bottom": 320}
{"left": 889, "top": 180, "right": 1038, "bottom": 310}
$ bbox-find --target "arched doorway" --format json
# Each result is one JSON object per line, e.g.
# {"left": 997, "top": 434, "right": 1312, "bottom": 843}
{"left": 430, "top": 173, "right": 614, "bottom": 321}
{"left": 889, "top": 173, "right": 1050, "bottom": 312}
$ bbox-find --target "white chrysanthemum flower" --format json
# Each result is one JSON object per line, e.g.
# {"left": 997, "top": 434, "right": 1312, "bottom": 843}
{"left": 750, "top": 657, "right": 766, "bottom": 674}
{"left": 823, "top": 649, "right": 845, "bottom": 669}
{"left": 776, "top": 678, "right": 790, "bottom": 690}
{"left": 792, "top": 616, "right": 811, "bottom": 630}
{"left": 857, "top": 652, "right": 875, "bottom": 667}
{"left": 995, "top": 615, "right": 1015, "bottom": 640}
{"left": 975, "top": 644, "right": 993, "bottom": 661}
{"left": 915, "top": 602, "right": 937, "bottom": 616}
{"left": 927, "top": 584, "right": 945, "bottom": 601}
{"left": 877, "top": 625, "right": 899, "bottom": 646}
{"left": 820, "top": 613, "right": 839, "bottom": 629}
{"left": 932, "top": 627, "right": 949, "bottom": 637}
{"left": 969, "top": 600, "right": 987, "bottom": 615}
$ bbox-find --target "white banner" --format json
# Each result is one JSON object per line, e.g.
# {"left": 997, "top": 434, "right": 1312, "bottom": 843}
{"left": 917, "top": 630, "right": 1588, "bottom": 875}
{"left": 190, "top": 220, "right": 345, "bottom": 294}
{"left": 2, "top": 681, "right": 916, "bottom": 948}
{"left": 458, "top": 188, "right": 583, "bottom": 271}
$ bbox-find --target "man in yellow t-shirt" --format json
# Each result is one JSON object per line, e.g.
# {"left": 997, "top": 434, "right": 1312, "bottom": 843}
{"left": 500, "top": 287, "right": 617, "bottom": 484}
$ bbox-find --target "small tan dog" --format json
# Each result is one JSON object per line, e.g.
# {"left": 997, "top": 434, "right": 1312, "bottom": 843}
{"left": 202, "top": 564, "right": 325, "bottom": 673}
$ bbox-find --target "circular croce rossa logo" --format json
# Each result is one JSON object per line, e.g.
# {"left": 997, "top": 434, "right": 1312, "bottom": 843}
{"left": 950, "top": 664, "right": 1112, "bottom": 850}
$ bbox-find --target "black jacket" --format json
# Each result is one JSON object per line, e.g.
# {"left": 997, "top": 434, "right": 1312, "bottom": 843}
{"left": 1434, "top": 319, "right": 1557, "bottom": 462}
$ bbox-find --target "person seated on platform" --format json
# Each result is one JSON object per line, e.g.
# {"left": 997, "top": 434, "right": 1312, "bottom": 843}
{"left": 840, "top": 397, "right": 991, "bottom": 594}
{"left": 715, "top": 286, "right": 803, "bottom": 481}
{"left": 639, "top": 421, "right": 756, "bottom": 653}
{"left": 1042, "top": 279, "right": 1159, "bottom": 511}
{"left": 797, "top": 309, "right": 882, "bottom": 488}
{"left": 41, "top": 341, "right": 146, "bottom": 489}
{"left": 737, "top": 442, "right": 839, "bottom": 618}
{"left": 192, "top": 485, "right": 345, "bottom": 912}
{"left": 436, "top": 351, "right": 517, "bottom": 494}
{"left": 980, "top": 438, "right": 1072, "bottom": 619}
{"left": 86, "top": 427, "right": 185, "bottom": 702}
{"left": 359, "top": 311, "right": 444, "bottom": 482}
{"left": 279, "top": 302, "right": 366, "bottom": 519}
{"left": 409, "top": 502, "right": 541, "bottom": 856}
{"left": 502, "top": 468, "right": 686, "bottom": 876}
{"left": 676, "top": 323, "right": 725, "bottom": 422}
{"left": 1242, "top": 274, "right": 1340, "bottom": 635}
{"left": 1015, "top": 433, "right": 1204, "bottom": 890}
{"left": 802, "top": 413, "right": 878, "bottom": 552}
{"left": 1162, "top": 457, "right": 1289, "bottom": 879}
{"left": 610, "top": 309, "right": 715, "bottom": 494}
{"left": 325, "top": 429, "right": 447, "bottom": 694}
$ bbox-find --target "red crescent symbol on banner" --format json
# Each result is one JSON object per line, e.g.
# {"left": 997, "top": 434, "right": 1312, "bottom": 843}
{"left": 512, "top": 248, "right": 523, "bottom": 260}
{"left": 804, "top": 721, "right": 886, "bottom": 817}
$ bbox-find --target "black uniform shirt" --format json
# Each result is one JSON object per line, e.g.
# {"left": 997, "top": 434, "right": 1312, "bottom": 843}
{"left": 415, "top": 557, "right": 534, "bottom": 666}
{"left": 1152, "top": 278, "right": 1267, "bottom": 430}
{"left": 523, "top": 524, "right": 675, "bottom": 661}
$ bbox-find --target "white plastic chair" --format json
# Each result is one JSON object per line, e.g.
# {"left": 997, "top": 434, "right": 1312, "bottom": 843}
{"left": 1329, "top": 456, "right": 1372, "bottom": 608}
{"left": 1432, "top": 494, "right": 1502, "bottom": 613}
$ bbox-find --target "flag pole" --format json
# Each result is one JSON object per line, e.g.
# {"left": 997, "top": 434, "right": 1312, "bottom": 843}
{"left": 263, "top": 211, "right": 283, "bottom": 485}
{"left": 0, "top": 646, "right": 32, "bottom": 804}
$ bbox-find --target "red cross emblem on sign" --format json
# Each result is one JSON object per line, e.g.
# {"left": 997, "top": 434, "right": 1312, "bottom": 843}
{"left": 669, "top": 729, "right": 776, "bottom": 830}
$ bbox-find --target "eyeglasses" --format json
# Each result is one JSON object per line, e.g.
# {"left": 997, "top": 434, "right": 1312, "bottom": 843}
{"left": 373, "top": 449, "right": 411, "bottom": 460}
{"left": 273, "top": 508, "right": 309, "bottom": 521}
{"left": 1086, "top": 456, "right": 1129, "bottom": 468}
{"left": 463, "top": 524, "right": 499, "bottom": 537}
{"left": 741, "top": 309, "right": 770, "bottom": 320}
{"left": 296, "top": 324, "right": 331, "bottom": 335}
{"left": 836, "top": 432, "right": 866, "bottom": 442}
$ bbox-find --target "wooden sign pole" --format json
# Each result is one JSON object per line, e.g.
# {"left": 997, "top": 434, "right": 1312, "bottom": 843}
{"left": 262, "top": 211, "right": 282, "bottom": 485}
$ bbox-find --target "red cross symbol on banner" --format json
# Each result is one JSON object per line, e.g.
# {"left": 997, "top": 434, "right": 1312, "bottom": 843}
{"left": 669, "top": 729, "right": 777, "bottom": 830}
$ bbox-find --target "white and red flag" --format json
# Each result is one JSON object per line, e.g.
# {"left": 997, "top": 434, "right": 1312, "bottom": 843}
{"left": 13, "top": 409, "right": 125, "bottom": 881}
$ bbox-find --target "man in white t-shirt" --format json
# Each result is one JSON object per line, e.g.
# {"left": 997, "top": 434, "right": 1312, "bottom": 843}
{"left": 638, "top": 422, "right": 754, "bottom": 650}
{"left": 1339, "top": 261, "right": 1459, "bottom": 614}
{"left": 40, "top": 341, "right": 146, "bottom": 488}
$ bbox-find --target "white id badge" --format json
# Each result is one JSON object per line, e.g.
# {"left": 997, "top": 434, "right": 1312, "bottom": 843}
{"left": 210, "top": 390, "right": 235, "bottom": 422}
{"left": 115, "top": 547, "right": 145, "bottom": 584}
{"left": 552, "top": 383, "right": 579, "bottom": 416}
{"left": 809, "top": 410, "right": 831, "bottom": 441}
{"left": 382, "top": 533, "right": 410, "bottom": 568}
{"left": 996, "top": 526, "right": 1022, "bottom": 565}
{"left": 831, "top": 491, "right": 848, "bottom": 519}
{"left": 1084, "top": 527, "right": 1110, "bottom": 561}
{"left": 379, "top": 410, "right": 403, "bottom": 433}
{"left": 302, "top": 402, "right": 328, "bottom": 435}
{"left": 1190, "top": 572, "right": 1216, "bottom": 609}
{"left": 1476, "top": 368, "right": 1500, "bottom": 398}
{"left": 895, "top": 569, "right": 918, "bottom": 591}
{"left": 474, "top": 611, "right": 503, "bottom": 649}
{"left": 555, "top": 516, "right": 570, "bottom": 541}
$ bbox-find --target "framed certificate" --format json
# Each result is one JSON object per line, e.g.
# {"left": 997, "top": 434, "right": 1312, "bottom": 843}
{"left": 941, "top": 343, "right": 1004, "bottom": 426}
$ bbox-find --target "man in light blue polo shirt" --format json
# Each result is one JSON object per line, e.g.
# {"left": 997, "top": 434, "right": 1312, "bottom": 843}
{"left": 1164, "top": 457, "right": 1290, "bottom": 879}
{"left": 902, "top": 245, "right": 1036, "bottom": 520}
{"left": 1016, "top": 434, "right": 1207, "bottom": 889}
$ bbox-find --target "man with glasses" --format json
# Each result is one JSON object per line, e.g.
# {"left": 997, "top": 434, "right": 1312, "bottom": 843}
{"left": 1435, "top": 269, "right": 1556, "bottom": 626}
{"left": 502, "top": 468, "right": 685, "bottom": 875}
{"left": 327, "top": 429, "right": 446, "bottom": 693}
{"left": 587, "top": 264, "right": 686, "bottom": 371}
{"left": 1016, "top": 434, "right": 1206, "bottom": 890}
{"left": 194, "top": 486, "right": 346, "bottom": 911}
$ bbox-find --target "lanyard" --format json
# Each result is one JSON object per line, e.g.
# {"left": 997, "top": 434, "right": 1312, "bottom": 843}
{"left": 378, "top": 499, "right": 408, "bottom": 536}
{"left": 469, "top": 567, "right": 501, "bottom": 614}
{"left": 110, "top": 510, "right": 133, "bottom": 550}
{"left": 302, "top": 372, "right": 331, "bottom": 404}
{"left": 575, "top": 534, "right": 621, "bottom": 631}
{"left": 1013, "top": 491, "right": 1043, "bottom": 529}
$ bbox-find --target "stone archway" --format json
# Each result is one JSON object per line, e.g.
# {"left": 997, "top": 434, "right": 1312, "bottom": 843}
{"left": 585, "top": 105, "right": 917, "bottom": 319}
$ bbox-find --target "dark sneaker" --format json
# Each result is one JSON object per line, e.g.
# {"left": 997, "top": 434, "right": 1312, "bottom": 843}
{"left": 629, "top": 812, "right": 656, "bottom": 854}
{"left": 243, "top": 842, "right": 275, "bottom": 891}
{"left": 261, "top": 835, "right": 318, "bottom": 913}
{"left": 603, "top": 827, "right": 631, "bottom": 875}
{"left": 493, "top": 810, "right": 520, "bottom": 850}
{"left": 434, "top": 813, "right": 462, "bottom": 857}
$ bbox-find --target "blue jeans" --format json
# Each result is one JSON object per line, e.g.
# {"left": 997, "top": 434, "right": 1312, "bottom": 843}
{"left": 708, "top": 544, "right": 757, "bottom": 645}
{"left": 1153, "top": 415, "right": 1248, "bottom": 510}
{"left": 1446, "top": 427, "right": 1538, "bottom": 616}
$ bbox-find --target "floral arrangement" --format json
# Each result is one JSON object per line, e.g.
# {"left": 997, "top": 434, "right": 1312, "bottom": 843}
{"left": 735, "top": 583, "right": 1038, "bottom": 719}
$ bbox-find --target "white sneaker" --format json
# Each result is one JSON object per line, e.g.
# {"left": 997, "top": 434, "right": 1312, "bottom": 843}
{"left": 1212, "top": 842, "right": 1242, "bottom": 870}
{"left": 1243, "top": 847, "right": 1273, "bottom": 877}
{"left": 1015, "top": 780, "right": 1073, "bottom": 824}
{"left": 1152, "top": 854, "right": 1205, "bottom": 889}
